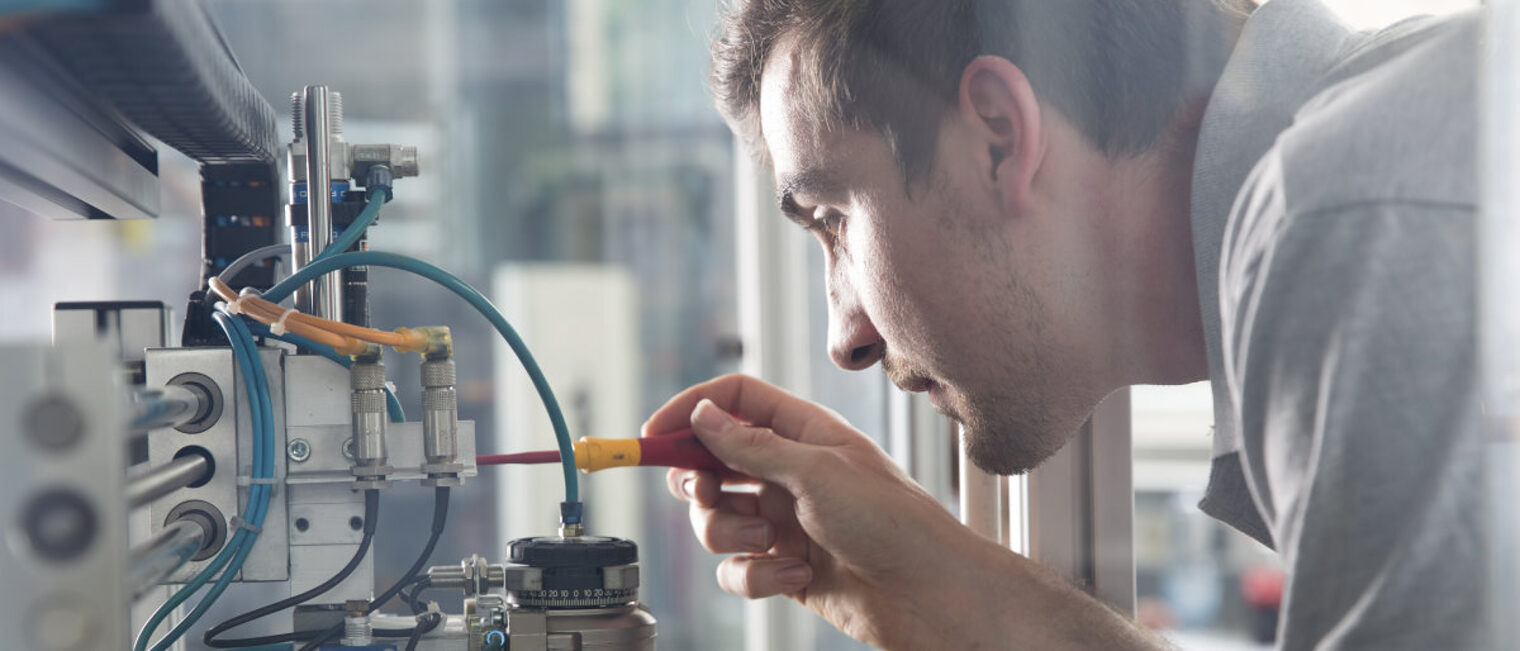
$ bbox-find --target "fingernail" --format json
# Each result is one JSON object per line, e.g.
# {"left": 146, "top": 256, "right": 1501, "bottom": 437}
{"left": 680, "top": 477, "right": 695, "bottom": 499}
{"left": 738, "top": 523, "right": 771, "bottom": 551}
{"left": 693, "top": 399, "right": 736, "bottom": 433}
{"left": 776, "top": 563, "right": 812, "bottom": 588}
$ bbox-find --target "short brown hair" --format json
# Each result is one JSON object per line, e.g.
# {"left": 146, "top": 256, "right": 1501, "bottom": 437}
{"left": 711, "top": 0, "right": 1253, "bottom": 181}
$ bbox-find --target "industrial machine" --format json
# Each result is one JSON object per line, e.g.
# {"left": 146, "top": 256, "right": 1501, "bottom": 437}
{"left": 0, "top": 2, "right": 657, "bottom": 648}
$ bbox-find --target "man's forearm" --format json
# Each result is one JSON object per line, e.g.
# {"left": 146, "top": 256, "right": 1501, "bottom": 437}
{"left": 884, "top": 531, "right": 1168, "bottom": 650}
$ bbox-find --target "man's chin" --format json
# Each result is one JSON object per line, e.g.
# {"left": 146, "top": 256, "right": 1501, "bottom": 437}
{"left": 965, "top": 443, "right": 1040, "bottom": 476}
{"left": 960, "top": 421, "right": 1070, "bottom": 477}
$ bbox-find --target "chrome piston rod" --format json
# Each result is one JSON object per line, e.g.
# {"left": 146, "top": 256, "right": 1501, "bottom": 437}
{"left": 127, "top": 454, "right": 211, "bottom": 508}
{"left": 128, "top": 384, "right": 203, "bottom": 434}
{"left": 127, "top": 519, "right": 205, "bottom": 598}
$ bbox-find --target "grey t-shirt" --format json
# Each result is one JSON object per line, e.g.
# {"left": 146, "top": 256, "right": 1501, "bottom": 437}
{"left": 1192, "top": 0, "right": 1482, "bottom": 647}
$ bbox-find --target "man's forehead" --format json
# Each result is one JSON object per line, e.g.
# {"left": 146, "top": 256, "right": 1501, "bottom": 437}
{"left": 758, "top": 34, "right": 839, "bottom": 174}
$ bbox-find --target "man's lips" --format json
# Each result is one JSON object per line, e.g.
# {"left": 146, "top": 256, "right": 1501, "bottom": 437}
{"left": 895, "top": 376, "right": 937, "bottom": 394}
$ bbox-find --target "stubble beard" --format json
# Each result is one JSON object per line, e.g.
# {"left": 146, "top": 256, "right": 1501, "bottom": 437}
{"left": 894, "top": 261, "right": 1079, "bottom": 476}
{"left": 886, "top": 169, "right": 1085, "bottom": 476}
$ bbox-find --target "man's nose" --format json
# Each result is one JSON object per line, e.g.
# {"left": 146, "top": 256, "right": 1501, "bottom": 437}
{"left": 827, "top": 285, "right": 885, "bottom": 372}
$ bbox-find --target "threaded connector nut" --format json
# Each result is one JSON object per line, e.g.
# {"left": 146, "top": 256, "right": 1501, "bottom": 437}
{"left": 350, "top": 362, "right": 386, "bottom": 391}
{"left": 421, "top": 359, "right": 456, "bottom": 388}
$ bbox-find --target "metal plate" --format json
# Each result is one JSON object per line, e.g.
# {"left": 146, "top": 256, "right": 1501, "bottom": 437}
{"left": 144, "top": 347, "right": 290, "bottom": 582}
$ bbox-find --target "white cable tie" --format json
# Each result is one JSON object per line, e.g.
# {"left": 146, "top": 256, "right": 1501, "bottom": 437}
{"left": 271, "top": 308, "right": 298, "bottom": 335}
{"left": 229, "top": 516, "right": 263, "bottom": 535}
{"left": 224, "top": 298, "right": 242, "bottom": 316}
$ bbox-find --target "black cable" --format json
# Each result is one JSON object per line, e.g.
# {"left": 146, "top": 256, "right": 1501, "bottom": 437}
{"left": 203, "top": 490, "right": 380, "bottom": 649}
{"left": 404, "top": 576, "right": 433, "bottom": 615}
{"left": 301, "top": 487, "right": 451, "bottom": 651}
{"left": 404, "top": 612, "right": 444, "bottom": 651}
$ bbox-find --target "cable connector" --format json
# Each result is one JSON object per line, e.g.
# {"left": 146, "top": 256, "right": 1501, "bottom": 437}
{"left": 352, "top": 343, "right": 383, "bottom": 364}
{"left": 558, "top": 501, "right": 585, "bottom": 538}
{"left": 365, "top": 164, "right": 394, "bottom": 202}
{"left": 392, "top": 326, "right": 452, "bottom": 358}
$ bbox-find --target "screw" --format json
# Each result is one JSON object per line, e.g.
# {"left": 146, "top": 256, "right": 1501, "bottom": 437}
{"left": 342, "top": 438, "right": 355, "bottom": 460}
{"left": 287, "top": 438, "right": 311, "bottom": 463}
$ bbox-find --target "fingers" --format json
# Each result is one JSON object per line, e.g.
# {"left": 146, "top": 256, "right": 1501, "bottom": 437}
{"left": 642, "top": 374, "right": 850, "bottom": 447}
{"left": 688, "top": 493, "right": 772, "bottom": 554}
{"left": 665, "top": 468, "right": 723, "bottom": 507}
{"left": 717, "top": 555, "right": 813, "bottom": 599}
{"left": 688, "top": 400, "right": 817, "bottom": 488}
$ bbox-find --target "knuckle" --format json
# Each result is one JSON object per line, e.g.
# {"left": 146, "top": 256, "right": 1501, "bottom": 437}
{"left": 666, "top": 469, "right": 687, "bottom": 501}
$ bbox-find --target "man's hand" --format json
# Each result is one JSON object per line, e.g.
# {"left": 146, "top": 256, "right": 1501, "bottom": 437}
{"left": 643, "top": 374, "right": 1163, "bottom": 650}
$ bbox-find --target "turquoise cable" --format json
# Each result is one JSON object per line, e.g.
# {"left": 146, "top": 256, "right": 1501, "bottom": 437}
{"left": 150, "top": 313, "right": 275, "bottom": 650}
{"left": 134, "top": 312, "right": 262, "bottom": 650}
{"left": 133, "top": 531, "right": 246, "bottom": 651}
{"left": 313, "top": 190, "right": 385, "bottom": 262}
{"left": 135, "top": 311, "right": 274, "bottom": 650}
{"left": 262, "top": 251, "right": 580, "bottom": 510}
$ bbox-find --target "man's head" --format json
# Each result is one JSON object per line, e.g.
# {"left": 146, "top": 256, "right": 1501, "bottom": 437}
{"left": 712, "top": 0, "right": 1245, "bottom": 473}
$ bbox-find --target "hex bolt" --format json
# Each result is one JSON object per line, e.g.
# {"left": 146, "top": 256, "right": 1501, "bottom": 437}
{"left": 287, "top": 438, "right": 311, "bottom": 463}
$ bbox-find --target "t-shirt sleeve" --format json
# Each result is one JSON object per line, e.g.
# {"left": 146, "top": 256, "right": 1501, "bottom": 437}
{"left": 1220, "top": 177, "right": 1483, "bottom": 648}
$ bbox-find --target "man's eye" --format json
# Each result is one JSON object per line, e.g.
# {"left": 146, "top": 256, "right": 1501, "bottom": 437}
{"left": 815, "top": 213, "right": 845, "bottom": 238}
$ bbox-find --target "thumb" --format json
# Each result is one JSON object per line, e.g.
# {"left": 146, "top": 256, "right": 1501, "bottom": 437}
{"left": 690, "top": 399, "right": 812, "bottom": 488}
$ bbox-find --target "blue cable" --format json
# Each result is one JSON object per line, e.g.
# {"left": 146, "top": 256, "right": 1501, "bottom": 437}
{"left": 135, "top": 315, "right": 259, "bottom": 651}
{"left": 152, "top": 312, "right": 274, "bottom": 650}
{"left": 243, "top": 319, "right": 406, "bottom": 423}
{"left": 261, "top": 251, "right": 580, "bottom": 512}
{"left": 314, "top": 190, "right": 385, "bottom": 262}
{"left": 136, "top": 310, "right": 275, "bottom": 650}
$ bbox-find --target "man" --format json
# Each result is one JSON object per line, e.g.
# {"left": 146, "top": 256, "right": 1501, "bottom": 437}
{"left": 642, "top": 0, "right": 1483, "bottom": 647}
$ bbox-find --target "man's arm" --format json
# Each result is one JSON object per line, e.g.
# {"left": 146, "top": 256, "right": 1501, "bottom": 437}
{"left": 644, "top": 374, "right": 1165, "bottom": 649}
{"left": 1222, "top": 196, "right": 1483, "bottom": 648}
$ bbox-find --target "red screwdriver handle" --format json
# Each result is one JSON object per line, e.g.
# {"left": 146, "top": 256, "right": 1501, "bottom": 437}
{"left": 640, "top": 429, "right": 728, "bottom": 472}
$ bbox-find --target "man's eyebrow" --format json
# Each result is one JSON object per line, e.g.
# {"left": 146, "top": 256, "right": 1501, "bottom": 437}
{"left": 776, "top": 169, "right": 844, "bottom": 227}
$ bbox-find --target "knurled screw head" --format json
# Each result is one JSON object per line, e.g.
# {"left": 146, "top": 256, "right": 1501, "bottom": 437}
{"left": 287, "top": 438, "right": 311, "bottom": 463}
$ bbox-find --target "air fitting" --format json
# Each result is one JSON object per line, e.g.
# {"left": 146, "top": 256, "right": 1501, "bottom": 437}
{"left": 420, "top": 351, "right": 463, "bottom": 487}
{"left": 349, "top": 348, "right": 392, "bottom": 489}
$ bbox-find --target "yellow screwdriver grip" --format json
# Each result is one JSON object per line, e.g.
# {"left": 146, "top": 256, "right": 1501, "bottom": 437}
{"left": 573, "top": 437, "right": 643, "bottom": 472}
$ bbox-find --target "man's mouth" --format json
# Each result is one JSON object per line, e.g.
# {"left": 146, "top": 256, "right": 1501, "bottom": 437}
{"left": 895, "top": 375, "right": 936, "bottom": 393}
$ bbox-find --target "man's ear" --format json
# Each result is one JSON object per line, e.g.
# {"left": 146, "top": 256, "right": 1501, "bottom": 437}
{"left": 957, "top": 55, "right": 1043, "bottom": 215}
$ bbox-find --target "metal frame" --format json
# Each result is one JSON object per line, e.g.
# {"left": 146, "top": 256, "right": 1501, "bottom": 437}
{"left": 1020, "top": 390, "right": 1135, "bottom": 613}
{"left": 0, "top": 36, "right": 159, "bottom": 221}
{"left": 1481, "top": 0, "right": 1519, "bottom": 646}
{"left": 735, "top": 141, "right": 822, "bottom": 651}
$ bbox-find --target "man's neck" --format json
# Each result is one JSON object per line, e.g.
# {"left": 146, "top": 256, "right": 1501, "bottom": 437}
{"left": 1094, "top": 117, "right": 1211, "bottom": 387}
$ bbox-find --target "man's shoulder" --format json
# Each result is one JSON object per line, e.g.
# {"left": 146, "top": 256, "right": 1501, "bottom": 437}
{"left": 1271, "top": 11, "right": 1479, "bottom": 217}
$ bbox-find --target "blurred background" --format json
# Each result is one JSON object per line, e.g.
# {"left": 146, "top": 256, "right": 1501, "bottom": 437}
{"left": 0, "top": 0, "right": 1482, "bottom": 648}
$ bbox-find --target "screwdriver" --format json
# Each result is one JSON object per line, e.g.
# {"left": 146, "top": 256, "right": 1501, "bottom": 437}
{"left": 476, "top": 428, "right": 728, "bottom": 473}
